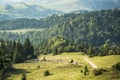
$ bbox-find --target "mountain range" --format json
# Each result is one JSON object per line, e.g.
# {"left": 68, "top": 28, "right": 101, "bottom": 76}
{"left": 0, "top": 0, "right": 120, "bottom": 20}
{"left": 0, "top": 3, "right": 63, "bottom": 21}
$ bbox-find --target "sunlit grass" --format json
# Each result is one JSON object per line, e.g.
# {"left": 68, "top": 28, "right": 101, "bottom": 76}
{"left": 0, "top": 29, "right": 44, "bottom": 34}
{"left": 89, "top": 55, "right": 120, "bottom": 68}
{"left": 6, "top": 52, "right": 120, "bottom": 80}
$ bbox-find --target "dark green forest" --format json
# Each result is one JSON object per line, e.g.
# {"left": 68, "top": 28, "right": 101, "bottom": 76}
{"left": 0, "top": 9, "right": 120, "bottom": 56}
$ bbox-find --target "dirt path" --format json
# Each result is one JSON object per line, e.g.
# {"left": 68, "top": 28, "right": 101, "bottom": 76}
{"left": 83, "top": 57, "right": 98, "bottom": 69}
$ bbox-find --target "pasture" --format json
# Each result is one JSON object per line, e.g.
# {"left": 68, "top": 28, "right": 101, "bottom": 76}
{"left": 6, "top": 52, "right": 120, "bottom": 80}
{"left": 0, "top": 29, "right": 44, "bottom": 34}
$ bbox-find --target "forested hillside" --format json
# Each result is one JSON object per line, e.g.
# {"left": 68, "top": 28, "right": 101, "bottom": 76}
{"left": 0, "top": 9, "right": 120, "bottom": 56}
{"left": 0, "top": 13, "right": 77, "bottom": 30}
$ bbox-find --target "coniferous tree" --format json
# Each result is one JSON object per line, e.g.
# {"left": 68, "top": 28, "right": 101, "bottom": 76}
{"left": 0, "top": 40, "right": 13, "bottom": 80}
{"left": 84, "top": 66, "right": 89, "bottom": 75}
{"left": 0, "top": 39, "right": 6, "bottom": 56}
{"left": 23, "top": 38, "right": 34, "bottom": 60}
{"left": 87, "top": 44, "right": 93, "bottom": 57}
{"left": 13, "top": 40, "right": 24, "bottom": 63}
{"left": 13, "top": 40, "right": 16, "bottom": 52}
{"left": 53, "top": 48, "right": 58, "bottom": 55}
{"left": 21, "top": 73, "right": 27, "bottom": 80}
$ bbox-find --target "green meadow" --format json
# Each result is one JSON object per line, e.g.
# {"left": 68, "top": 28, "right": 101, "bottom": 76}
{"left": 6, "top": 52, "right": 120, "bottom": 80}
{"left": 0, "top": 29, "right": 44, "bottom": 34}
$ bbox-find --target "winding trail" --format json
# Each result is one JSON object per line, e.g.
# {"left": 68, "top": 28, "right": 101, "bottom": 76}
{"left": 84, "top": 57, "right": 98, "bottom": 69}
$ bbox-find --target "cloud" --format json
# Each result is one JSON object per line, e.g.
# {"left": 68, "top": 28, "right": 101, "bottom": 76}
{"left": 47, "top": 0, "right": 92, "bottom": 12}
{"left": 1, "top": 0, "right": 120, "bottom": 12}
{"left": 3, "top": 0, "right": 24, "bottom": 3}
{"left": 37, "top": 0, "right": 87, "bottom": 12}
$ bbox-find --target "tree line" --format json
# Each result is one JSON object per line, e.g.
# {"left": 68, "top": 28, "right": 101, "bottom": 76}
{"left": 38, "top": 36, "right": 120, "bottom": 56}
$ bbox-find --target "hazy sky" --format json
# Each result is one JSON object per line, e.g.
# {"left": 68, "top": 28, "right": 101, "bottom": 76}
{"left": 0, "top": 0, "right": 120, "bottom": 12}
{"left": 0, "top": 0, "right": 89, "bottom": 12}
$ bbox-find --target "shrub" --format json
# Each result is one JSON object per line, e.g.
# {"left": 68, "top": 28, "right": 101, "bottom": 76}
{"left": 21, "top": 73, "right": 26, "bottom": 80}
{"left": 43, "top": 57, "right": 46, "bottom": 61}
{"left": 99, "top": 68, "right": 107, "bottom": 72}
{"left": 37, "top": 65, "right": 40, "bottom": 69}
{"left": 44, "top": 70, "right": 50, "bottom": 76}
{"left": 84, "top": 66, "right": 89, "bottom": 75}
{"left": 81, "top": 70, "right": 83, "bottom": 73}
{"left": 69, "top": 59, "right": 73, "bottom": 63}
{"left": 92, "top": 69, "right": 102, "bottom": 76}
{"left": 112, "top": 62, "right": 120, "bottom": 71}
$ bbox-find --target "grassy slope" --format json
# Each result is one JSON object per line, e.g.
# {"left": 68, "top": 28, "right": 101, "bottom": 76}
{"left": 0, "top": 29, "right": 44, "bottom": 34}
{"left": 89, "top": 55, "right": 120, "bottom": 68}
{"left": 6, "top": 52, "right": 120, "bottom": 80}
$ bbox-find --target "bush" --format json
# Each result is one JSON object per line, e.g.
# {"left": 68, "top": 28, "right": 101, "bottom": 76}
{"left": 81, "top": 70, "right": 83, "bottom": 73}
{"left": 84, "top": 66, "right": 89, "bottom": 75}
{"left": 44, "top": 70, "right": 50, "bottom": 76}
{"left": 69, "top": 59, "right": 73, "bottom": 63}
{"left": 92, "top": 69, "right": 102, "bottom": 76}
{"left": 21, "top": 73, "right": 26, "bottom": 80}
{"left": 43, "top": 57, "right": 46, "bottom": 61}
{"left": 37, "top": 65, "right": 40, "bottom": 69}
{"left": 112, "top": 62, "right": 120, "bottom": 71}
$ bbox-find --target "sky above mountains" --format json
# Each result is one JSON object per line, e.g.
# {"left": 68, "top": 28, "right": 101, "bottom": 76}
{"left": 0, "top": 0, "right": 120, "bottom": 12}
